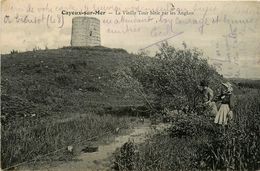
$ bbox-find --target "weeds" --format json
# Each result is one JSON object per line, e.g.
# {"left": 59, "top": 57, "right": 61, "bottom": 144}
{"left": 10, "top": 49, "right": 18, "bottom": 54}
{"left": 112, "top": 44, "right": 259, "bottom": 170}
{"left": 1, "top": 47, "right": 147, "bottom": 169}
{"left": 1, "top": 113, "right": 131, "bottom": 169}
{"left": 2, "top": 45, "right": 260, "bottom": 171}
{"left": 113, "top": 90, "right": 260, "bottom": 171}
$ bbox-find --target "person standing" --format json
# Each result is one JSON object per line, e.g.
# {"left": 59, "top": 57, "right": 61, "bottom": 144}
{"left": 198, "top": 80, "right": 218, "bottom": 117}
{"left": 214, "top": 82, "right": 234, "bottom": 125}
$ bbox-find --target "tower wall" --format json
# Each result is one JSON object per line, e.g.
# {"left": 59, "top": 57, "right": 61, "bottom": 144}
{"left": 71, "top": 17, "right": 101, "bottom": 46}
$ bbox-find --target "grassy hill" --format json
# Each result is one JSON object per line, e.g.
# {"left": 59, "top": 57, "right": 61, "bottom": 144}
{"left": 1, "top": 46, "right": 145, "bottom": 120}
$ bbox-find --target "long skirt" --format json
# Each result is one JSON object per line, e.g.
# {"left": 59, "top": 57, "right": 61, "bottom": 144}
{"left": 214, "top": 104, "right": 232, "bottom": 125}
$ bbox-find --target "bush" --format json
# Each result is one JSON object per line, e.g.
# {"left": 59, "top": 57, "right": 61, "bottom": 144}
{"left": 113, "top": 140, "right": 137, "bottom": 171}
{"left": 112, "top": 44, "right": 259, "bottom": 171}
{"left": 115, "top": 90, "right": 260, "bottom": 171}
{"left": 131, "top": 42, "right": 224, "bottom": 111}
{"left": 169, "top": 113, "right": 217, "bottom": 138}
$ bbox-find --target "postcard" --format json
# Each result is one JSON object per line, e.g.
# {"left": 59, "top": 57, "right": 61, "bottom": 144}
{"left": 1, "top": 1, "right": 260, "bottom": 171}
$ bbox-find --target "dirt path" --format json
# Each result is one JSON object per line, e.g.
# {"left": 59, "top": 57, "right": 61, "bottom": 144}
{"left": 19, "top": 122, "right": 169, "bottom": 171}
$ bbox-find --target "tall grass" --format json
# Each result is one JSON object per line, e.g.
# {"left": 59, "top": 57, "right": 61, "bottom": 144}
{"left": 113, "top": 90, "right": 260, "bottom": 171}
{"left": 1, "top": 113, "right": 131, "bottom": 169}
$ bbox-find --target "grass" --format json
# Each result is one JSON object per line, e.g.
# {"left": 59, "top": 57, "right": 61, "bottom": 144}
{"left": 1, "top": 113, "right": 132, "bottom": 169}
{"left": 1, "top": 46, "right": 146, "bottom": 169}
{"left": 113, "top": 89, "right": 260, "bottom": 171}
{"left": 1, "top": 46, "right": 144, "bottom": 120}
{"left": 112, "top": 44, "right": 259, "bottom": 171}
{"left": 2, "top": 45, "right": 259, "bottom": 170}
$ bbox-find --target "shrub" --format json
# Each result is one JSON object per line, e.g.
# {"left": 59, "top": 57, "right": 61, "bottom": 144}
{"left": 115, "top": 90, "right": 260, "bottom": 171}
{"left": 169, "top": 112, "right": 217, "bottom": 138}
{"left": 113, "top": 140, "right": 137, "bottom": 171}
{"left": 130, "top": 42, "right": 223, "bottom": 111}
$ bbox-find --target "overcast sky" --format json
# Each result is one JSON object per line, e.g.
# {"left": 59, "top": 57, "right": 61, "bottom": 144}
{"left": 1, "top": 0, "right": 260, "bottom": 79}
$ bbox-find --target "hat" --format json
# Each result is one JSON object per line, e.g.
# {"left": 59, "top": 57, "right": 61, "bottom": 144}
{"left": 222, "top": 82, "right": 233, "bottom": 93}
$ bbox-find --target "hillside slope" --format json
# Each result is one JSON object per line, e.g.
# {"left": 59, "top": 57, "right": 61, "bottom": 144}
{"left": 1, "top": 46, "right": 145, "bottom": 119}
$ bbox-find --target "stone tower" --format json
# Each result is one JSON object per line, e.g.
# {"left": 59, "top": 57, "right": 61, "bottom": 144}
{"left": 71, "top": 17, "right": 101, "bottom": 46}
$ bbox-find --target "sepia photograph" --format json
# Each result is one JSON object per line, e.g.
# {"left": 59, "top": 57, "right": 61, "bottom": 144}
{"left": 1, "top": 0, "right": 260, "bottom": 171}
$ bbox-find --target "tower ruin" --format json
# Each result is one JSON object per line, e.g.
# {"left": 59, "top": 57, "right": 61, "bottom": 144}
{"left": 71, "top": 17, "right": 101, "bottom": 46}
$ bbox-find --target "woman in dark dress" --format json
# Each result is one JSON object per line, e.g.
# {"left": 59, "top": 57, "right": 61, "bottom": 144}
{"left": 198, "top": 80, "right": 218, "bottom": 117}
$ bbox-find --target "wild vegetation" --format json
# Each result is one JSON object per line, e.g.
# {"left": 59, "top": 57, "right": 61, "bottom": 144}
{"left": 1, "top": 45, "right": 259, "bottom": 170}
{"left": 1, "top": 46, "right": 144, "bottom": 121}
{"left": 1, "top": 113, "right": 132, "bottom": 169}
{"left": 114, "top": 90, "right": 260, "bottom": 171}
{"left": 230, "top": 78, "right": 260, "bottom": 90}
{"left": 130, "top": 42, "right": 224, "bottom": 111}
{"left": 1, "top": 46, "right": 144, "bottom": 169}
{"left": 113, "top": 43, "right": 260, "bottom": 171}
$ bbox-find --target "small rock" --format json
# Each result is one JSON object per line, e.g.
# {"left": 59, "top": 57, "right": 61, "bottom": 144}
{"left": 93, "top": 160, "right": 101, "bottom": 165}
{"left": 115, "top": 127, "right": 120, "bottom": 133}
{"left": 82, "top": 146, "right": 98, "bottom": 153}
{"left": 67, "top": 145, "right": 73, "bottom": 152}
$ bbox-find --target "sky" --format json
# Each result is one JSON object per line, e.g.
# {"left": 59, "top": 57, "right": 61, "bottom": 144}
{"left": 1, "top": 0, "right": 260, "bottom": 79}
